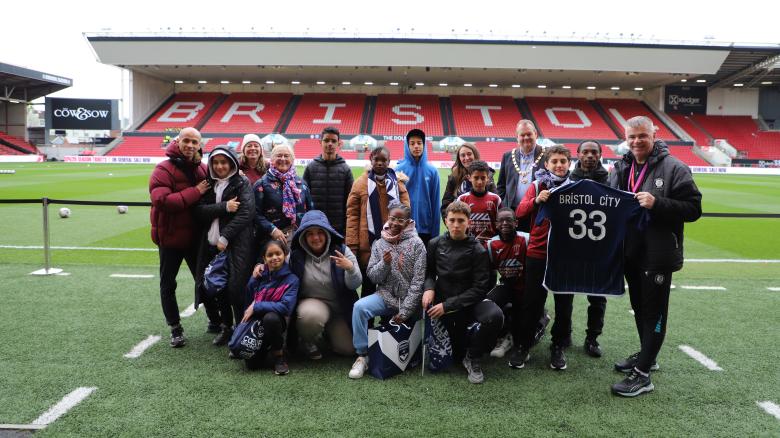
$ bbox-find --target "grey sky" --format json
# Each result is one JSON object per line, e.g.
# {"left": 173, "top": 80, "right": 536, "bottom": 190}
{"left": 2, "top": 0, "right": 778, "bottom": 101}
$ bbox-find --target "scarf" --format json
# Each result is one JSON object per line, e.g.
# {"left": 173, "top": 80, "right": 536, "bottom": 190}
{"left": 380, "top": 219, "right": 417, "bottom": 269}
{"left": 367, "top": 168, "right": 400, "bottom": 245}
{"left": 534, "top": 168, "right": 570, "bottom": 190}
{"left": 207, "top": 178, "right": 230, "bottom": 246}
{"left": 268, "top": 166, "right": 302, "bottom": 226}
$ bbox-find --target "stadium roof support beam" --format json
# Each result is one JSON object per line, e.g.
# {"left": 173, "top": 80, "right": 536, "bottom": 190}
{"left": 709, "top": 53, "right": 780, "bottom": 88}
{"left": 744, "top": 69, "right": 772, "bottom": 88}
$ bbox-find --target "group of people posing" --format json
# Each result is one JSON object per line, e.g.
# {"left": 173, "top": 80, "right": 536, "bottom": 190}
{"left": 149, "top": 116, "right": 701, "bottom": 397}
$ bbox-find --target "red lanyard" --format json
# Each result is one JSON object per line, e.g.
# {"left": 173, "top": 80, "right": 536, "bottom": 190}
{"left": 629, "top": 161, "right": 648, "bottom": 193}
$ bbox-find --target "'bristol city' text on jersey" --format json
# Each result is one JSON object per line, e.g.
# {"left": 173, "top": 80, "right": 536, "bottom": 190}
{"left": 537, "top": 179, "right": 648, "bottom": 296}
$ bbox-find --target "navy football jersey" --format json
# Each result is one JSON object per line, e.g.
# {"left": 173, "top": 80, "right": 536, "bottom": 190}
{"left": 537, "top": 179, "right": 648, "bottom": 296}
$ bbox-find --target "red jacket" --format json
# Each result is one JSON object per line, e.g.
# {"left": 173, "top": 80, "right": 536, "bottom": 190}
{"left": 515, "top": 182, "right": 549, "bottom": 260}
{"left": 149, "top": 141, "right": 207, "bottom": 249}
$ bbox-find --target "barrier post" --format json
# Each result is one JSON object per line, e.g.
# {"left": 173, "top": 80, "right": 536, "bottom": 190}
{"left": 30, "top": 197, "right": 62, "bottom": 275}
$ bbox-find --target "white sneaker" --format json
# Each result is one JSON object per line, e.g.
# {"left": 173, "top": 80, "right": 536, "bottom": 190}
{"left": 490, "top": 334, "right": 514, "bottom": 358}
{"left": 348, "top": 356, "right": 369, "bottom": 379}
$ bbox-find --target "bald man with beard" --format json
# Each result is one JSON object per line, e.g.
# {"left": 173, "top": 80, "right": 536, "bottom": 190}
{"left": 149, "top": 127, "right": 210, "bottom": 348}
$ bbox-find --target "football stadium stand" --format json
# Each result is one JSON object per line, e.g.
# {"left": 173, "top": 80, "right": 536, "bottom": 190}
{"left": 449, "top": 95, "right": 523, "bottom": 137}
{"left": 139, "top": 92, "right": 222, "bottom": 132}
{"left": 668, "top": 114, "right": 712, "bottom": 146}
{"left": 525, "top": 97, "right": 618, "bottom": 140}
{"left": 666, "top": 146, "right": 709, "bottom": 166}
{"left": 200, "top": 93, "right": 292, "bottom": 134}
{"left": 596, "top": 99, "right": 679, "bottom": 141}
{"left": 107, "top": 136, "right": 166, "bottom": 156}
{"left": 284, "top": 93, "right": 365, "bottom": 135}
{"left": 691, "top": 115, "right": 780, "bottom": 159}
{"left": 0, "top": 131, "right": 38, "bottom": 154}
{"left": 372, "top": 94, "right": 444, "bottom": 136}
{"left": 0, "top": 143, "right": 24, "bottom": 155}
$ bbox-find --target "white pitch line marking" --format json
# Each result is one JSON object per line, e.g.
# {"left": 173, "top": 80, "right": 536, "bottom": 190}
{"left": 678, "top": 345, "right": 723, "bottom": 371}
{"left": 687, "top": 258, "right": 780, "bottom": 263}
{"left": 628, "top": 309, "right": 635, "bottom": 315}
{"left": 0, "top": 245, "right": 155, "bottom": 252}
{"left": 30, "top": 387, "right": 97, "bottom": 426}
{"left": 757, "top": 401, "right": 780, "bottom": 420}
{"left": 767, "top": 287, "right": 780, "bottom": 291}
{"left": 680, "top": 285, "right": 727, "bottom": 291}
{"left": 180, "top": 303, "right": 197, "bottom": 318}
{"left": 0, "top": 424, "right": 46, "bottom": 430}
{"left": 124, "top": 335, "right": 161, "bottom": 359}
{"left": 110, "top": 274, "right": 154, "bottom": 279}
{"left": 670, "top": 284, "right": 676, "bottom": 289}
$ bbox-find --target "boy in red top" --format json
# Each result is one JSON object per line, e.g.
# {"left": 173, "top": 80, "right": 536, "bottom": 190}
{"left": 508, "top": 145, "right": 573, "bottom": 371}
{"left": 486, "top": 208, "right": 550, "bottom": 358}
{"left": 457, "top": 160, "right": 502, "bottom": 247}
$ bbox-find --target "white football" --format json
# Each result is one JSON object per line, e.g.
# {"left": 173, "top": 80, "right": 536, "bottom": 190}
{"left": 59, "top": 207, "right": 71, "bottom": 218}
{"left": 117, "top": 205, "right": 128, "bottom": 214}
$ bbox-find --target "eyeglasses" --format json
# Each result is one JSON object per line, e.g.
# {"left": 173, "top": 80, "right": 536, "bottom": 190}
{"left": 387, "top": 216, "right": 408, "bottom": 223}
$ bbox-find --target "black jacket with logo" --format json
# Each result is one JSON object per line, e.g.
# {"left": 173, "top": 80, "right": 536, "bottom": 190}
{"left": 608, "top": 141, "right": 702, "bottom": 272}
{"left": 424, "top": 233, "right": 491, "bottom": 312}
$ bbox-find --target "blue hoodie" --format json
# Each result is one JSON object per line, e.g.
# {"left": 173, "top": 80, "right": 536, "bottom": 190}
{"left": 394, "top": 129, "right": 441, "bottom": 237}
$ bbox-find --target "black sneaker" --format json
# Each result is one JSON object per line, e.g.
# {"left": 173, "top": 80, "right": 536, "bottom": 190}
{"left": 462, "top": 356, "right": 484, "bottom": 384}
{"left": 206, "top": 321, "right": 221, "bottom": 334}
{"left": 212, "top": 325, "right": 233, "bottom": 346}
{"left": 274, "top": 355, "right": 290, "bottom": 376}
{"left": 508, "top": 346, "right": 530, "bottom": 369}
{"left": 584, "top": 338, "right": 603, "bottom": 358}
{"left": 170, "top": 325, "right": 186, "bottom": 348}
{"left": 532, "top": 311, "right": 551, "bottom": 347}
{"left": 615, "top": 352, "right": 659, "bottom": 373}
{"left": 611, "top": 369, "right": 654, "bottom": 397}
{"left": 550, "top": 345, "right": 567, "bottom": 370}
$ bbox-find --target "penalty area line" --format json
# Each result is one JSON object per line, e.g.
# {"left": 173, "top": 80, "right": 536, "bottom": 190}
{"left": 124, "top": 335, "right": 161, "bottom": 359}
{"left": 678, "top": 345, "right": 723, "bottom": 371}
{"left": 757, "top": 401, "right": 780, "bottom": 421}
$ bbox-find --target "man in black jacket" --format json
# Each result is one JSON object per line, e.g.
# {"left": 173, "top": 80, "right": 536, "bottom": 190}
{"left": 303, "top": 127, "right": 354, "bottom": 235}
{"left": 608, "top": 117, "right": 702, "bottom": 397}
{"left": 423, "top": 200, "right": 503, "bottom": 384}
{"left": 496, "top": 119, "right": 544, "bottom": 231}
{"left": 569, "top": 140, "right": 610, "bottom": 358}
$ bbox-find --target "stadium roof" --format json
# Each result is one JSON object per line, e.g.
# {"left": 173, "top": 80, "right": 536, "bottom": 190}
{"left": 85, "top": 34, "right": 780, "bottom": 89}
{"left": 0, "top": 63, "right": 72, "bottom": 102}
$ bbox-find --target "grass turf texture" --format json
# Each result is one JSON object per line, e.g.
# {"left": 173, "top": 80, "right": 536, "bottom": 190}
{"left": 1, "top": 163, "right": 780, "bottom": 435}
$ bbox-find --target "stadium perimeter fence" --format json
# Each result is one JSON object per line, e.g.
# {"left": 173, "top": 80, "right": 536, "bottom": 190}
{"left": 1, "top": 197, "right": 780, "bottom": 275}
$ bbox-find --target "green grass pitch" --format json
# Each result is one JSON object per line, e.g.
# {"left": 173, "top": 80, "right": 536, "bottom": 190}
{"left": 0, "top": 162, "right": 779, "bottom": 436}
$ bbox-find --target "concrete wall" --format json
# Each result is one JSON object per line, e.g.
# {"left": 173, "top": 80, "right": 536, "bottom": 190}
{"left": 706, "top": 88, "right": 759, "bottom": 117}
{"left": 0, "top": 102, "right": 28, "bottom": 138}
{"left": 131, "top": 71, "right": 174, "bottom": 128}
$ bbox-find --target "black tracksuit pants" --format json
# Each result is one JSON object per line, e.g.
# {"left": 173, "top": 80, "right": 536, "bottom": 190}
{"left": 158, "top": 246, "right": 199, "bottom": 327}
{"left": 442, "top": 300, "right": 503, "bottom": 360}
{"left": 516, "top": 256, "right": 574, "bottom": 349}
{"left": 625, "top": 259, "right": 672, "bottom": 374}
{"left": 245, "top": 311, "right": 287, "bottom": 369}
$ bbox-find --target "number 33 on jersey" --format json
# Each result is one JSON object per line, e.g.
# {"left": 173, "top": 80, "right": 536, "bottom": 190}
{"left": 537, "top": 179, "right": 649, "bottom": 297}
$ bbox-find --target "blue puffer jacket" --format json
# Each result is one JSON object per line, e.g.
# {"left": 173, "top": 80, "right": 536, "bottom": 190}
{"left": 394, "top": 129, "right": 441, "bottom": 237}
{"left": 246, "top": 262, "right": 299, "bottom": 317}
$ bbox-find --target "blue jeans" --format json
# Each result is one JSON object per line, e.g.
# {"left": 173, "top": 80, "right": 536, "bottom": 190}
{"left": 352, "top": 293, "right": 395, "bottom": 355}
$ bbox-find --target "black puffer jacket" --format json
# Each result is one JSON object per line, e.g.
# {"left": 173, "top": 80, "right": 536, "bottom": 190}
{"left": 193, "top": 147, "right": 256, "bottom": 311}
{"left": 424, "top": 233, "right": 491, "bottom": 313}
{"left": 303, "top": 155, "right": 354, "bottom": 235}
{"left": 570, "top": 161, "right": 609, "bottom": 184}
{"left": 608, "top": 140, "right": 702, "bottom": 272}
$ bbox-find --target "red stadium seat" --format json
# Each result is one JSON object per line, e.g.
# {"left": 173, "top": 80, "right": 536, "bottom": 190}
{"left": 107, "top": 136, "right": 168, "bottom": 156}
{"left": 597, "top": 99, "right": 678, "bottom": 140}
{"left": 285, "top": 94, "right": 365, "bottom": 135}
{"left": 666, "top": 146, "right": 710, "bottom": 166}
{"left": 0, "top": 143, "right": 24, "bottom": 155}
{"left": 690, "top": 115, "right": 780, "bottom": 159}
{"left": 450, "top": 95, "right": 522, "bottom": 137}
{"left": 201, "top": 93, "right": 292, "bottom": 134}
{"left": 524, "top": 97, "right": 618, "bottom": 140}
{"left": 139, "top": 93, "right": 222, "bottom": 132}
{"left": 291, "top": 139, "right": 324, "bottom": 160}
{"left": 372, "top": 94, "right": 443, "bottom": 136}
{"left": 0, "top": 131, "right": 38, "bottom": 154}
{"left": 668, "top": 114, "right": 711, "bottom": 146}
{"left": 473, "top": 142, "right": 517, "bottom": 162}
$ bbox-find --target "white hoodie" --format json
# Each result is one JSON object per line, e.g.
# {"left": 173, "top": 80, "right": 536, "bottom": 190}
{"left": 207, "top": 149, "right": 238, "bottom": 247}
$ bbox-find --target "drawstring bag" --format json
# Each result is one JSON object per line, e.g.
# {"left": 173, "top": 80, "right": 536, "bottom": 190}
{"left": 228, "top": 319, "right": 265, "bottom": 359}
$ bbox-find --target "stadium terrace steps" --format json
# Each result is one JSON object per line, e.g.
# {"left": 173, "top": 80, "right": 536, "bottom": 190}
{"left": 524, "top": 97, "right": 619, "bottom": 140}
{"left": 450, "top": 95, "right": 524, "bottom": 138}
{"left": 200, "top": 93, "right": 292, "bottom": 134}
{"left": 0, "top": 131, "right": 38, "bottom": 154}
{"left": 107, "top": 136, "right": 167, "bottom": 156}
{"left": 139, "top": 93, "right": 222, "bottom": 132}
{"left": 0, "top": 142, "right": 25, "bottom": 155}
{"left": 596, "top": 99, "right": 679, "bottom": 141}
{"left": 372, "top": 94, "right": 444, "bottom": 136}
{"left": 668, "top": 114, "right": 712, "bottom": 146}
{"left": 691, "top": 115, "right": 780, "bottom": 160}
{"left": 667, "top": 146, "right": 710, "bottom": 166}
{"left": 284, "top": 93, "right": 366, "bottom": 135}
